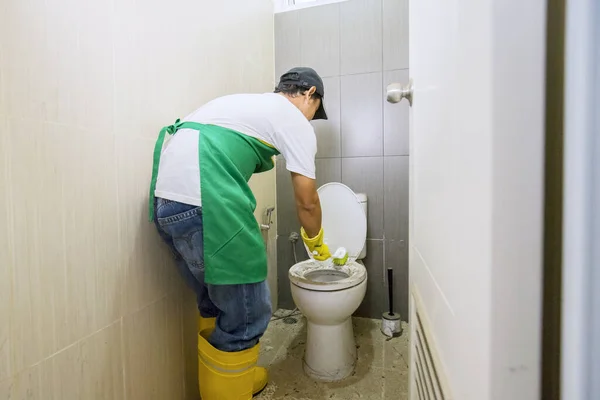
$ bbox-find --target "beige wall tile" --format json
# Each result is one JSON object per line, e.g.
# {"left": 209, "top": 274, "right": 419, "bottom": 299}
{"left": 249, "top": 170, "right": 278, "bottom": 311}
{"left": 123, "top": 294, "right": 184, "bottom": 400}
{"left": 55, "top": 124, "right": 121, "bottom": 347}
{"left": 117, "top": 136, "right": 179, "bottom": 315}
{"left": 2, "top": 0, "right": 113, "bottom": 129}
{"left": 0, "top": 116, "right": 11, "bottom": 381}
{"left": 113, "top": 0, "right": 275, "bottom": 140}
{"left": 8, "top": 118, "right": 47, "bottom": 372}
{"left": 181, "top": 290, "right": 200, "bottom": 400}
{"left": 0, "top": 364, "right": 43, "bottom": 400}
{"left": 0, "top": 15, "right": 5, "bottom": 116}
{"left": 35, "top": 123, "right": 69, "bottom": 356}
{"left": 68, "top": 0, "right": 114, "bottom": 132}
{"left": 9, "top": 121, "right": 122, "bottom": 372}
{"left": 3, "top": 0, "right": 275, "bottom": 394}
{"left": 1, "top": 2, "right": 46, "bottom": 119}
{"left": 39, "top": 321, "right": 124, "bottom": 400}
{"left": 62, "top": 127, "right": 121, "bottom": 338}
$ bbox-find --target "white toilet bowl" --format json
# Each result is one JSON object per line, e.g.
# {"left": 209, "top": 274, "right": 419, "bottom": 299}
{"left": 290, "top": 260, "right": 367, "bottom": 381}
{"left": 288, "top": 183, "right": 368, "bottom": 382}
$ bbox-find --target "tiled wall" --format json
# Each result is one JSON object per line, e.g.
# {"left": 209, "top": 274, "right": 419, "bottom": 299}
{"left": 0, "top": 1, "right": 275, "bottom": 399}
{"left": 275, "top": 0, "right": 410, "bottom": 319}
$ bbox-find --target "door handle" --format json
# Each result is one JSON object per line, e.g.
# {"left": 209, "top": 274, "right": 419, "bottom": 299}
{"left": 386, "top": 79, "right": 414, "bottom": 106}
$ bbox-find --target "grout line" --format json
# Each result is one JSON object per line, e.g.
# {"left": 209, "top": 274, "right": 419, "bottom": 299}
{"left": 18, "top": 318, "right": 123, "bottom": 376}
{"left": 381, "top": 0, "right": 385, "bottom": 81}
{"left": 14, "top": 292, "right": 175, "bottom": 379}
{"left": 337, "top": 2, "right": 343, "bottom": 160}
{"left": 380, "top": 0, "right": 386, "bottom": 159}
{"left": 121, "top": 291, "right": 170, "bottom": 320}
{"left": 338, "top": 0, "right": 343, "bottom": 79}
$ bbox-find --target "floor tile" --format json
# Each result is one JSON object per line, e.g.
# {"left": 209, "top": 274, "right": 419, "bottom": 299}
{"left": 383, "top": 322, "right": 410, "bottom": 372}
{"left": 259, "top": 318, "right": 295, "bottom": 367}
{"left": 383, "top": 368, "right": 409, "bottom": 400}
{"left": 353, "top": 317, "right": 385, "bottom": 369}
{"left": 257, "top": 311, "right": 408, "bottom": 399}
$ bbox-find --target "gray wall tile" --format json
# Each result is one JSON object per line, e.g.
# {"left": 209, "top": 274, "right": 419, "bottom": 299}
{"left": 313, "top": 77, "right": 341, "bottom": 158}
{"left": 298, "top": 4, "right": 341, "bottom": 78}
{"left": 278, "top": 157, "right": 344, "bottom": 236}
{"left": 274, "top": 0, "right": 410, "bottom": 320}
{"left": 340, "top": 0, "right": 383, "bottom": 75}
{"left": 276, "top": 157, "right": 300, "bottom": 235}
{"left": 355, "top": 240, "right": 386, "bottom": 318}
{"left": 277, "top": 234, "right": 309, "bottom": 310}
{"left": 342, "top": 157, "right": 384, "bottom": 239}
{"left": 275, "top": 11, "right": 301, "bottom": 79}
{"left": 341, "top": 72, "right": 383, "bottom": 157}
{"left": 383, "top": 0, "right": 409, "bottom": 71}
{"left": 315, "top": 158, "right": 342, "bottom": 188}
{"left": 383, "top": 156, "right": 409, "bottom": 241}
{"left": 383, "top": 69, "right": 410, "bottom": 155}
{"left": 385, "top": 239, "right": 408, "bottom": 321}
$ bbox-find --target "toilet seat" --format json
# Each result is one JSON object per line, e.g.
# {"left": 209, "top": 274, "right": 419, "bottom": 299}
{"left": 289, "top": 260, "right": 366, "bottom": 292}
{"left": 289, "top": 182, "right": 368, "bottom": 292}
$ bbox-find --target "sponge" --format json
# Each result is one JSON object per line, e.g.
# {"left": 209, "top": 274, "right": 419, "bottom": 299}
{"left": 332, "top": 247, "right": 348, "bottom": 266}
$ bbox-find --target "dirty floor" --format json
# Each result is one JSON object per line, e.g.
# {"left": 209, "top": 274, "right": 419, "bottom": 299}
{"left": 256, "top": 309, "right": 410, "bottom": 400}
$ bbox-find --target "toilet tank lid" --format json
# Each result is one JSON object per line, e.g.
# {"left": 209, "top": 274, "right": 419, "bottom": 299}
{"left": 356, "top": 193, "right": 367, "bottom": 203}
{"left": 313, "top": 183, "right": 367, "bottom": 259}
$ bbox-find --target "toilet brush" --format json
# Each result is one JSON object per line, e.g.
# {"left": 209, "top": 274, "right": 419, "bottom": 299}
{"left": 381, "top": 267, "right": 402, "bottom": 337}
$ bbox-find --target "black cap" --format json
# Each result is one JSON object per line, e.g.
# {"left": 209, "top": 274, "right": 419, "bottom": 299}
{"left": 277, "top": 67, "right": 328, "bottom": 120}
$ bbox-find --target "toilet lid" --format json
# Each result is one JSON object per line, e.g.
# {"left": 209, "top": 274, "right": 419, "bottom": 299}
{"left": 313, "top": 182, "right": 367, "bottom": 259}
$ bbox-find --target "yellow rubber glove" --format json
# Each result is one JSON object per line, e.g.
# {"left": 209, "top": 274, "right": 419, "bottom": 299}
{"left": 300, "top": 227, "right": 332, "bottom": 261}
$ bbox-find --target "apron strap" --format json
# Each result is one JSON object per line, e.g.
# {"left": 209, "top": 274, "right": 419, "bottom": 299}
{"left": 148, "top": 118, "right": 183, "bottom": 221}
{"left": 148, "top": 119, "right": 207, "bottom": 221}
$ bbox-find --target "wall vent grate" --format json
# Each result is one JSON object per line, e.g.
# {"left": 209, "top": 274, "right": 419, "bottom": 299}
{"left": 411, "top": 290, "right": 452, "bottom": 400}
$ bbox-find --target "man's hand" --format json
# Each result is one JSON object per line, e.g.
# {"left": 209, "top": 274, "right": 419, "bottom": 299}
{"left": 300, "top": 227, "right": 331, "bottom": 261}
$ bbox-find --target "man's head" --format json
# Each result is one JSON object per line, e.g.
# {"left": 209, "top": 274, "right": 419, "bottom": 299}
{"left": 275, "top": 67, "right": 327, "bottom": 121}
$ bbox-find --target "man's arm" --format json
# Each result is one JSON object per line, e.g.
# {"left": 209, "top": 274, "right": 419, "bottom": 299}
{"left": 291, "top": 172, "right": 321, "bottom": 238}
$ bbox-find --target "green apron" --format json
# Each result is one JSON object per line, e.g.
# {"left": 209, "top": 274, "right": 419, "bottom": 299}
{"left": 148, "top": 119, "right": 280, "bottom": 285}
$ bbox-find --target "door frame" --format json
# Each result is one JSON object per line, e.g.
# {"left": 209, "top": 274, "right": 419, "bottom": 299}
{"left": 560, "top": 0, "right": 600, "bottom": 398}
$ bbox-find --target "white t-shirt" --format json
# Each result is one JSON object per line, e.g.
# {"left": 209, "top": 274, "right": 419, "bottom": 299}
{"left": 154, "top": 93, "right": 317, "bottom": 206}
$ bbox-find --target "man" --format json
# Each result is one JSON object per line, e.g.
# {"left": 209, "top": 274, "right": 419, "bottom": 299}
{"left": 148, "top": 67, "right": 332, "bottom": 399}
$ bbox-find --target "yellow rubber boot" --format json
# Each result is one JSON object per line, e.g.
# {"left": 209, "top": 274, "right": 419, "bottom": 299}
{"left": 198, "top": 329, "right": 268, "bottom": 399}
{"left": 197, "top": 317, "right": 268, "bottom": 396}
{"left": 198, "top": 316, "right": 216, "bottom": 332}
{"left": 252, "top": 366, "right": 268, "bottom": 395}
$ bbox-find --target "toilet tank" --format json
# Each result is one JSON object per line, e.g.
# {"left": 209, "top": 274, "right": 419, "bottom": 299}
{"left": 356, "top": 193, "right": 368, "bottom": 259}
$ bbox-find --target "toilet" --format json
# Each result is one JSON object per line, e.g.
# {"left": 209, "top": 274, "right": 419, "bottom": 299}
{"left": 288, "top": 182, "right": 368, "bottom": 382}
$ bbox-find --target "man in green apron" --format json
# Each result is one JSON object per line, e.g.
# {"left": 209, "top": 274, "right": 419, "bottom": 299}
{"left": 149, "top": 67, "right": 331, "bottom": 399}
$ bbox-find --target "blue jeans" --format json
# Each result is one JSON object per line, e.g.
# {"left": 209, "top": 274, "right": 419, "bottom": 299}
{"left": 153, "top": 198, "right": 271, "bottom": 352}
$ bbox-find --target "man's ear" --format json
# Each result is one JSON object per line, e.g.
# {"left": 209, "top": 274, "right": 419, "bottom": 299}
{"left": 307, "top": 86, "right": 317, "bottom": 97}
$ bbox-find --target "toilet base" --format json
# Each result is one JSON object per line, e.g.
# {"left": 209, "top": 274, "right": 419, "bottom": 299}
{"left": 302, "top": 318, "right": 357, "bottom": 382}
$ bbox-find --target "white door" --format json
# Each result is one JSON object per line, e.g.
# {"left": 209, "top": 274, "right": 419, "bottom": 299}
{"left": 386, "top": 1, "right": 547, "bottom": 399}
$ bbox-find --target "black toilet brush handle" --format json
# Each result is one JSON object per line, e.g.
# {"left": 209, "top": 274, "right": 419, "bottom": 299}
{"left": 387, "top": 267, "right": 394, "bottom": 316}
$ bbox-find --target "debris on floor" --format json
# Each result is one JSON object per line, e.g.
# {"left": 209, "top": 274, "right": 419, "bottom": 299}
{"left": 256, "top": 310, "right": 410, "bottom": 400}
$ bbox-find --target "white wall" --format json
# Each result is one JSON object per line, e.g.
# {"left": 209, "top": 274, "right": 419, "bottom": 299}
{"left": 409, "top": 0, "right": 546, "bottom": 398}
{"left": 0, "top": 1, "right": 275, "bottom": 399}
